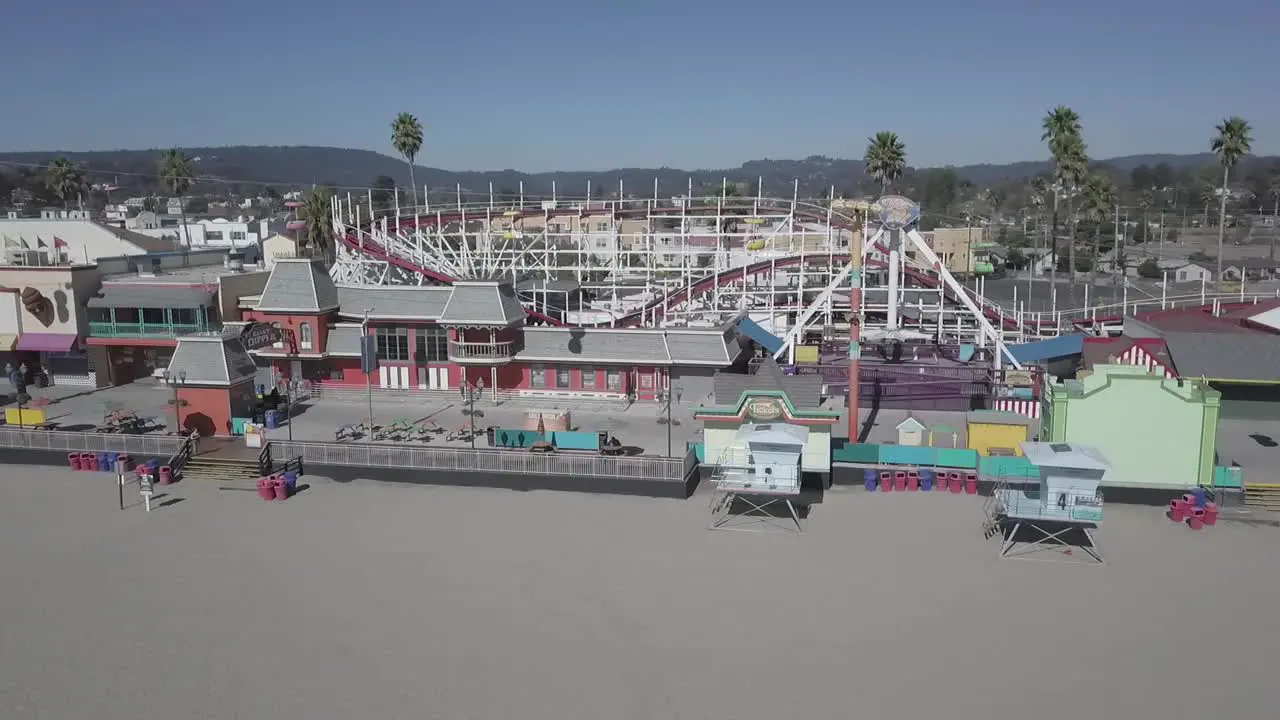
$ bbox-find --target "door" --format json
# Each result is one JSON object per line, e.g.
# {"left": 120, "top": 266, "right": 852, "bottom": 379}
{"left": 432, "top": 367, "right": 449, "bottom": 390}
{"left": 379, "top": 366, "right": 409, "bottom": 389}
{"left": 417, "top": 367, "right": 428, "bottom": 390}
{"left": 290, "top": 360, "right": 303, "bottom": 380}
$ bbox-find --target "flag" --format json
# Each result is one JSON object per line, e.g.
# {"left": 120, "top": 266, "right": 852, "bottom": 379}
{"left": 36, "top": 236, "right": 47, "bottom": 249}
{"left": 53, "top": 236, "right": 67, "bottom": 249}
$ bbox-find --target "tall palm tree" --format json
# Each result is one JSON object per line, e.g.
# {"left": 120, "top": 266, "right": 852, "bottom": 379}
{"left": 44, "top": 158, "right": 85, "bottom": 210}
{"left": 1269, "top": 174, "right": 1280, "bottom": 261}
{"left": 299, "top": 188, "right": 335, "bottom": 268}
{"left": 1137, "top": 190, "right": 1154, "bottom": 245}
{"left": 863, "top": 131, "right": 906, "bottom": 193}
{"left": 1054, "top": 134, "right": 1089, "bottom": 288}
{"left": 1041, "top": 106, "right": 1084, "bottom": 287}
{"left": 1029, "top": 177, "right": 1049, "bottom": 267}
{"left": 1083, "top": 173, "right": 1118, "bottom": 297}
{"left": 391, "top": 113, "right": 424, "bottom": 212}
{"left": 1210, "top": 117, "right": 1252, "bottom": 290}
{"left": 159, "top": 149, "right": 195, "bottom": 250}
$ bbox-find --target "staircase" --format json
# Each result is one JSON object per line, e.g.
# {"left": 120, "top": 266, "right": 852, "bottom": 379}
{"left": 1243, "top": 482, "right": 1280, "bottom": 511}
{"left": 180, "top": 456, "right": 263, "bottom": 482}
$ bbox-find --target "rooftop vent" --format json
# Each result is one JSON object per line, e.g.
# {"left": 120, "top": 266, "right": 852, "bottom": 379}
{"left": 1050, "top": 443, "right": 1072, "bottom": 453}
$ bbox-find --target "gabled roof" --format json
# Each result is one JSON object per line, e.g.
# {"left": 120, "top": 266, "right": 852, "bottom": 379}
{"left": 255, "top": 259, "right": 339, "bottom": 313}
{"left": 711, "top": 356, "right": 823, "bottom": 409}
{"left": 336, "top": 285, "right": 452, "bottom": 320}
{"left": 517, "top": 326, "right": 744, "bottom": 366}
{"left": 326, "top": 324, "right": 364, "bottom": 357}
{"left": 896, "top": 416, "right": 926, "bottom": 430}
{"left": 1162, "top": 332, "right": 1280, "bottom": 383}
{"left": 437, "top": 281, "right": 526, "bottom": 326}
{"left": 166, "top": 334, "right": 259, "bottom": 386}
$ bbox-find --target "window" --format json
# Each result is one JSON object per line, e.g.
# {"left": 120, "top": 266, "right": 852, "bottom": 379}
{"left": 172, "top": 308, "right": 196, "bottom": 326}
{"left": 580, "top": 368, "right": 596, "bottom": 389}
{"left": 375, "top": 327, "right": 410, "bottom": 361}
{"left": 555, "top": 367, "right": 570, "bottom": 388}
{"left": 414, "top": 326, "right": 448, "bottom": 363}
{"left": 299, "top": 322, "right": 313, "bottom": 350}
{"left": 530, "top": 365, "right": 547, "bottom": 388}
{"left": 141, "top": 308, "right": 165, "bottom": 324}
{"left": 230, "top": 231, "right": 246, "bottom": 241}
{"left": 1178, "top": 271, "right": 1187, "bottom": 281}
{"left": 606, "top": 369, "right": 622, "bottom": 391}
{"left": 640, "top": 372, "right": 653, "bottom": 390}
{"left": 272, "top": 322, "right": 284, "bottom": 348}
{"left": 206, "top": 231, "right": 224, "bottom": 241}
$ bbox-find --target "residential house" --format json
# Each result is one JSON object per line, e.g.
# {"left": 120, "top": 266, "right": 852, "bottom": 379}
{"left": 1223, "top": 258, "right": 1280, "bottom": 282}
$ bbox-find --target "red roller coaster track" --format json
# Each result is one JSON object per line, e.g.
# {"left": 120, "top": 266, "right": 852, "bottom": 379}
{"left": 339, "top": 202, "right": 1056, "bottom": 330}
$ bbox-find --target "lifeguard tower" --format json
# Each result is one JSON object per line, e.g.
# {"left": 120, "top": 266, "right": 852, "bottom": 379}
{"left": 709, "top": 422, "right": 809, "bottom": 533}
{"left": 986, "top": 441, "right": 1109, "bottom": 564}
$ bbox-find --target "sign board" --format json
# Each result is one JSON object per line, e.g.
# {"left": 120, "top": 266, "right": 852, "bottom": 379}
{"left": 873, "top": 195, "right": 920, "bottom": 230}
{"left": 240, "top": 322, "right": 283, "bottom": 351}
{"left": 138, "top": 476, "right": 154, "bottom": 496}
{"left": 746, "top": 397, "right": 784, "bottom": 421}
{"left": 1005, "top": 369, "right": 1034, "bottom": 387}
{"left": 360, "top": 336, "right": 378, "bottom": 374}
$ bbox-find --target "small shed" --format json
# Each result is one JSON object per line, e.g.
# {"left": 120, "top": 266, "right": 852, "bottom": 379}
{"left": 1020, "top": 442, "right": 1109, "bottom": 522}
{"left": 719, "top": 422, "right": 809, "bottom": 494}
{"left": 967, "top": 410, "right": 1033, "bottom": 456}
{"left": 896, "top": 416, "right": 926, "bottom": 446}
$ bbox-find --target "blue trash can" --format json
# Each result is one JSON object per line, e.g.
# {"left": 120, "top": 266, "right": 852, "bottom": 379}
{"left": 283, "top": 470, "right": 298, "bottom": 492}
{"left": 264, "top": 410, "right": 278, "bottom": 430}
{"left": 1192, "top": 487, "right": 1208, "bottom": 508}
{"left": 863, "top": 469, "right": 878, "bottom": 491}
{"left": 96, "top": 452, "right": 109, "bottom": 472}
{"left": 920, "top": 469, "right": 935, "bottom": 492}
{"left": 147, "top": 459, "right": 161, "bottom": 474}
{"left": 103, "top": 452, "right": 119, "bottom": 472}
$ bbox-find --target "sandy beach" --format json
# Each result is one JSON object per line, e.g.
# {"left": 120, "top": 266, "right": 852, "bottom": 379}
{"left": 1, "top": 468, "right": 1276, "bottom": 720}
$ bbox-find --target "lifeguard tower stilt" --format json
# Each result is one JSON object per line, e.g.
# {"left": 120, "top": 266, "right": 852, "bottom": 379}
{"left": 708, "top": 425, "right": 809, "bottom": 533}
{"left": 988, "top": 442, "right": 1110, "bottom": 564}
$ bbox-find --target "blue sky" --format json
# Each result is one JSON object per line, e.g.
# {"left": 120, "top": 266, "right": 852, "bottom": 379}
{"left": 0, "top": 0, "right": 1274, "bottom": 171}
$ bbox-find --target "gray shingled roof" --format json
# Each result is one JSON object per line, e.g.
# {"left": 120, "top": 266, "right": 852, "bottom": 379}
{"left": 712, "top": 357, "right": 823, "bottom": 409}
{"left": 517, "top": 327, "right": 743, "bottom": 366}
{"left": 1163, "top": 331, "right": 1280, "bottom": 382}
{"left": 87, "top": 285, "right": 215, "bottom": 309}
{"left": 326, "top": 325, "right": 364, "bottom": 356}
{"left": 437, "top": 282, "right": 527, "bottom": 326}
{"left": 255, "top": 259, "right": 340, "bottom": 312}
{"left": 336, "top": 286, "right": 452, "bottom": 320}
{"left": 166, "top": 335, "right": 259, "bottom": 386}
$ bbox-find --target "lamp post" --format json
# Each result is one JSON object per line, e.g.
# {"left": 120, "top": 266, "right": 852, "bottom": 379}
{"left": 362, "top": 308, "right": 374, "bottom": 443}
{"left": 464, "top": 377, "right": 485, "bottom": 449}
{"left": 283, "top": 377, "right": 302, "bottom": 443}
{"left": 655, "top": 384, "right": 682, "bottom": 457}
{"left": 163, "top": 369, "right": 187, "bottom": 433}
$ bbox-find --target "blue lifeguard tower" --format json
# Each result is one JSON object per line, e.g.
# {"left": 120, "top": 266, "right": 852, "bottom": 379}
{"left": 987, "top": 441, "right": 1109, "bottom": 563}
{"left": 709, "top": 422, "right": 809, "bottom": 533}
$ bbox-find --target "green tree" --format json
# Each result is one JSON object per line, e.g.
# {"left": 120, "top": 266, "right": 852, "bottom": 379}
{"left": 1136, "top": 258, "right": 1162, "bottom": 279}
{"left": 1041, "top": 105, "right": 1086, "bottom": 289}
{"left": 1082, "top": 173, "right": 1118, "bottom": 293}
{"left": 371, "top": 174, "right": 397, "bottom": 214}
{"left": 299, "top": 188, "right": 335, "bottom": 268}
{"left": 159, "top": 148, "right": 195, "bottom": 249}
{"left": 44, "top": 158, "right": 85, "bottom": 210}
{"left": 391, "top": 113, "right": 424, "bottom": 211}
{"left": 1210, "top": 117, "right": 1252, "bottom": 290}
{"left": 863, "top": 131, "right": 906, "bottom": 193}
{"left": 1137, "top": 190, "right": 1154, "bottom": 244}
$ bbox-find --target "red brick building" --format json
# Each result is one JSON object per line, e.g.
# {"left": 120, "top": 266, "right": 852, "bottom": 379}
{"left": 237, "top": 260, "right": 750, "bottom": 402}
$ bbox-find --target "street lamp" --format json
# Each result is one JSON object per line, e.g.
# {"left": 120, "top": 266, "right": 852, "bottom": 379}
{"left": 655, "top": 384, "right": 682, "bottom": 457}
{"left": 362, "top": 308, "right": 374, "bottom": 443}
{"left": 163, "top": 369, "right": 187, "bottom": 433}
{"left": 463, "top": 377, "right": 485, "bottom": 449}
{"left": 282, "top": 377, "right": 302, "bottom": 443}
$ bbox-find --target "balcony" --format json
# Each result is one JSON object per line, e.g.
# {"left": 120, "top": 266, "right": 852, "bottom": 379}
{"left": 88, "top": 321, "right": 210, "bottom": 339}
{"left": 448, "top": 340, "right": 516, "bottom": 363}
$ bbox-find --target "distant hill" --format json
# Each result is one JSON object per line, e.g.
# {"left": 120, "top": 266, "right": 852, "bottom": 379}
{"left": 0, "top": 145, "right": 1270, "bottom": 199}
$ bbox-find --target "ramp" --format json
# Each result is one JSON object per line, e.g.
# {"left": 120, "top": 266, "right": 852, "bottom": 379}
{"left": 738, "top": 316, "right": 784, "bottom": 355}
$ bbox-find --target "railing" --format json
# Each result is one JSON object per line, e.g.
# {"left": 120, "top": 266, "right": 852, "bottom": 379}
{"left": 167, "top": 434, "right": 197, "bottom": 479}
{"left": 257, "top": 443, "right": 273, "bottom": 476}
{"left": 0, "top": 428, "right": 189, "bottom": 456}
{"left": 88, "top": 321, "right": 209, "bottom": 338}
{"left": 448, "top": 340, "right": 517, "bottom": 361}
{"left": 268, "top": 440, "right": 687, "bottom": 480}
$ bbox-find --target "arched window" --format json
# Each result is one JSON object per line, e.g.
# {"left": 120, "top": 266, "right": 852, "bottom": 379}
{"left": 271, "top": 322, "right": 283, "bottom": 348}
{"left": 299, "top": 322, "right": 313, "bottom": 350}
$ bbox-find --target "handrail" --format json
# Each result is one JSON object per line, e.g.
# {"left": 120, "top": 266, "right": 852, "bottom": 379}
{"left": 167, "top": 434, "right": 197, "bottom": 479}
{"left": 257, "top": 443, "right": 273, "bottom": 476}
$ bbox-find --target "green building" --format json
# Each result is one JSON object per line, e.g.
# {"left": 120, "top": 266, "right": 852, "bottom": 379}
{"left": 1041, "top": 364, "right": 1220, "bottom": 489}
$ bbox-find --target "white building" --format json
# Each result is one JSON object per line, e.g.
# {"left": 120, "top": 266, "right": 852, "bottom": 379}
{"left": 0, "top": 214, "right": 168, "bottom": 263}
{"left": 133, "top": 218, "right": 278, "bottom": 249}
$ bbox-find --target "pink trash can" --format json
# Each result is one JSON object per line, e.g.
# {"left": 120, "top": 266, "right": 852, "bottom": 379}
{"left": 1168, "top": 500, "right": 1188, "bottom": 523}
{"left": 894, "top": 471, "right": 908, "bottom": 492}
{"left": 1203, "top": 502, "right": 1219, "bottom": 526}
{"left": 949, "top": 473, "right": 963, "bottom": 494}
{"left": 272, "top": 478, "right": 289, "bottom": 501}
{"left": 964, "top": 473, "right": 979, "bottom": 495}
{"left": 880, "top": 471, "right": 893, "bottom": 492}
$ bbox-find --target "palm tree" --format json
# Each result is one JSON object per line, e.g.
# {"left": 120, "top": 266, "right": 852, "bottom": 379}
{"left": 44, "top": 158, "right": 85, "bottom": 210}
{"left": 1041, "top": 106, "right": 1085, "bottom": 287}
{"left": 1054, "top": 134, "right": 1089, "bottom": 289}
{"left": 1083, "top": 173, "right": 1118, "bottom": 297}
{"left": 299, "top": 188, "right": 335, "bottom": 267}
{"left": 1269, "top": 174, "right": 1280, "bottom": 260}
{"left": 1210, "top": 117, "right": 1253, "bottom": 290}
{"left": 391, "top": 113, "right": 424, "bottom": 212}
{"left": 1137, "top": 190, "right": 1154, "bottom": 245}
{"left": 159, "top": 149, "right": 195, "bottom": 250}
{"left": 863, "top": 131, "right": 906, "bottom": 193}
{"left": 1028, "top": 177, "right": 1049, "bottom": 267}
